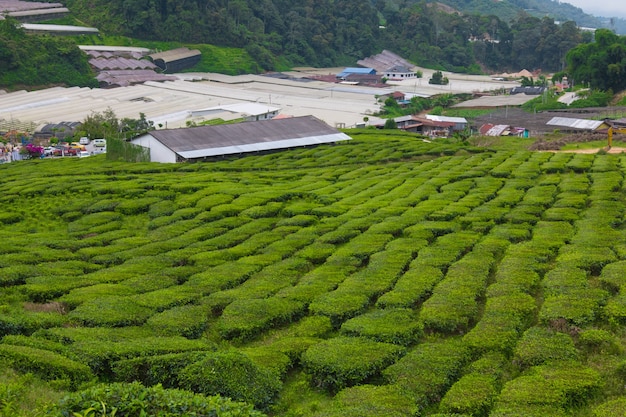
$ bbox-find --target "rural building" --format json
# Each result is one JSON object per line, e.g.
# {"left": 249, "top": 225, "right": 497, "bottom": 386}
{"left": 191, "top": 103, "right": 280, "bottom": 123}
{"left": 373, "top": 115, "right": 455, "bottom": 137}
{"left": 383, "top": 65, "right": 417, "bottom": 80}
{"left": 426, "top": 115, "right": 468, "bottom": 131}
{"left": 0, "top": 1, "right": 68, "bottom": 22}
{"left": 546, "top": 117, "right": 606, "bottom": 132}
{"left": 510, "top": 86, "right": 547, "bottom": 95}
{"left": 336, "top": 67, "right": 377, "bottom": 79}
{"left": 20, "top": 23, "right": 98, "bottom": 35}
{"left": 131, "top": 115, "right": 352, "bottom": 163}
{"left": 358, "top": 50, "right": 415, "bottom": 74}
{"left": 148, "top": 47, "right": 201, "bottom": 73}
{"left": 479, "top": 124, "right": 529, "bottom": 137}
{"left": 33, "top": 121, "right": 81, "bottom": 141}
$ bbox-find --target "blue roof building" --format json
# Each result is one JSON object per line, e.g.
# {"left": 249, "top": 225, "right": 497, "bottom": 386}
{"left": 337, "top": 67, "right": 376, "bottom": 78}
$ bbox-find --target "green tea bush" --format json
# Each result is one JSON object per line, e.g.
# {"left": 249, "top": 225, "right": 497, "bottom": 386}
{"left": 68, "top": 296, "right": 155, "bottom": 327}
{"left": 513, "top": 327, "right": 578, "bottom": 368}
{"left": 309, "top": 291, "right": 370, "bottom": 327}
{"left": 603, "top": 293, "right": 626, "bottom": 324}
{"left": 340, "top": 308, "right": 422, "bottom": 345}
{"left": 542, "top": 266, "right": 588, "bottom": 297}
{"left": 146, "top": 304, "right": 210, "bottom": 338}
{"left": 112, "top": 350, "right": 211, "bottom": 387}
{"left": 463, "top": 292, "right": 536, "bottom": 354}
{"left": 114, "top": 197, "right": 160, "bottom": 215}
{"left": 577, "top": 329, "right": 622, "bottom": 355}
{"left": 592, "top": 397, "right": 626, "bottom": 417}
{"left": 376, "top": 266, "right": 444, "bottom": 309}
{"left": 540, "top": 288, "right": 608, "bottom": 326}
{"left": 302, "top": 336, "right": 405, "bottom": 392}
{"left": 599, "top": 261, "right": 626, "bottom": 293}
{"left": 0, "top": 344, "right": 93, "bottom": 388}
{"left": 48, "top": 381, "right": 266, "bottom": 417}
{"left": 315, "top": 384, "right": 419, "bottom": 417}
{"left": 185, "top": 261, "right": 264, "bottom": 295}
{"left": 383, "top": 339, "right": 469, "bottom": 405}
{"left": 493, "top": 361, "right": 601, "bottom": 415}
{"left": 218, "top": 297, "right": 306, "bottom": 341}
{"left": 439, "top": 373, "right": 497, "bottom": 416}
{"left": 179, "top": 350, "right": 281, "bottom": 409}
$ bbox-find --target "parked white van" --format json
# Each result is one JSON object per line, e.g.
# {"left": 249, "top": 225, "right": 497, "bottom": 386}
{"left": 93, "top": 139, "right": 107, "bottom": 147}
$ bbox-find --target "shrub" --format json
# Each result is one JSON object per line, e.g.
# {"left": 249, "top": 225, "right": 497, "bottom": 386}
{"left": 68, "top": 296, "right": 155, "bottom": 327}
{"left": 315, "top": 384, "right": 419, "bottom": 417}
{"left": 112, "top": 351, "right": 211, "bottom": 387}
{"left": 593, "top": 397, "right": 626, "bottom": 417}
{"left": 302, "top": 336, "right": 405, "bottom": 392}
{"left": 383, "top": 339, "right": 469, "bottom": 405}
{"left": 513, "top": 327, "right": 578, "bottom": 368}
{"left": 146, "top": 304, "right": 210, "bottom": 338}
{"left": 218, "top": 297, "right": 305, "bottom": 341}
{"left": 376, "top": 266, "right": 444, "bottom": 309}
{"left": 0, "top": 344, "right": 93, "bottom": 388}
{"left": 179, "top": 350, "right": 281, "bottom": 410}
{"left": 439, "top": 373, "right": 497, "bottom": 417}
{"left": 340, "top": 308, "right": 422, "bottom": 345}
{"left": 47, "top": 382, "right": 266, "bottom": 417}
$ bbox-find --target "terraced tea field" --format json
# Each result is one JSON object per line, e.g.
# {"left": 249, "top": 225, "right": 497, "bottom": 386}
{"left": 2, "top": 131, "right": 626, "bottom": 416}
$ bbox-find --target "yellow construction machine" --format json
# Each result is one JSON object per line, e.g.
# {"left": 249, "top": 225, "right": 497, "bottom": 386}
{"left": 607, "top": 126, "right": 626, "bottom": 149}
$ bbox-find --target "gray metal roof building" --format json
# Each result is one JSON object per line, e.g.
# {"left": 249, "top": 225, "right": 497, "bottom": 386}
{"left": 148, "top": 47, "right": 201, "bottom": 73}
{"left": 131, "top": 115, "right": 352, "bottom": 163}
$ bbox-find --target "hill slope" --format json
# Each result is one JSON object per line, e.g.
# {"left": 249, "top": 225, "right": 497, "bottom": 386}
{"left": 1, "top": 131, "right": 626, "bottom": 416}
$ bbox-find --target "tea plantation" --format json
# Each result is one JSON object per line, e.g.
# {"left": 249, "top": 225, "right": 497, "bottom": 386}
{"left": 2, "top": 130, "right": 626, "bottom": 416}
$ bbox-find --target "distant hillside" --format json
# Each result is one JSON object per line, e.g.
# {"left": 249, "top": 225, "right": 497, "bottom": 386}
{"left": 431, "top": 0, "right": 626, "bottom": 34}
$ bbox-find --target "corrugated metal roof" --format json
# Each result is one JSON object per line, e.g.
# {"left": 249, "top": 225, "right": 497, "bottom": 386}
{"left": 139, "top": 115, "right": 351, "bottom": 159}
{"left": 485, "top": 124, "right": 510, "bottom": 136}
{"left": 547, "top": 117, "right": 604, "bottom": 130}
{"left": 426, "top": 115, "right": 468, "bottom": 124}
{"left": 148, "top": 47, "right": 201, "bottom": 63}
{"left": 192, "top": 103, "right": 281, "bottom": 117}
{"left": 178, "top": 134, "right": 350, "bottom": 158}
{"left": 20, "top": 23, "right": 98, "bottom": 33}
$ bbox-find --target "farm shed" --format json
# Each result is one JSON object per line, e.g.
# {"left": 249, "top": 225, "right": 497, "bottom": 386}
{"left": 19, "top": 23, "right": 98, "bottom": 35}
{"left": 337, "top": 68, "right": 377, "bottom": 79}
{"left": 358, "top": 50, "right": 415, "bottom": 74}
{"left": 426, "top": 114, "right": 468, "bottom": 131}
{"left": 479, "top": 123, "right": 528, "bottom": 137}
{"left": 191, "top": 103, "right": 281, "bottom": 122}
{"left": 148, "top": 48, "right": 201, "bottom": 73}
{"left": 131, "top": 115, "right": 352, "bottom": 163}
{"left": 546, "top": 117, "right": 606, "bottom": 132}
{"left": 372, "top": 116, "right": 455, "bottom": 137}
{"left": 510, "top": 86, "right": 547, "bottom": 95}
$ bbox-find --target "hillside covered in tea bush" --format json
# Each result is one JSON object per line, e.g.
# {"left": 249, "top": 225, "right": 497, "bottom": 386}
{"left": 1, "top": 130, "right": 626, "bottom": 416}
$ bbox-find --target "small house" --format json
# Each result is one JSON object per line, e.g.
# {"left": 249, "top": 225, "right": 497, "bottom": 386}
{"left": 383, "top": 65, "right": 417, "bottom": 80}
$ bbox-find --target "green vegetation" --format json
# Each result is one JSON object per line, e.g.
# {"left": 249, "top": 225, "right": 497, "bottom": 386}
{"left": 2, "top": 130, "right": 626, "bottom": 416}
{"left": 0, "top": 18, "right": 96, "bottom": 89}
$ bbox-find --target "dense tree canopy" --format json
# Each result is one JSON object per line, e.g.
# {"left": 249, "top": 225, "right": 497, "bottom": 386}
{"left": 0, "top": 18, "right": 96, "bottom": 88}
{"left": 60, "top": 0, "right": 590, "bottom": 74}
{"left": 567, "top": 29, "right": 626, "bottom": 92}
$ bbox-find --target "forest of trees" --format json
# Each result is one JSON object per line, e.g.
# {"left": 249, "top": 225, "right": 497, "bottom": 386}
{"left": 61, "top": 0, "right": 591, "bottom": 74}
{"left": 2, "top": 0, "right": 624, "bottom": 93}
{"left": 0, "top": 18, "right": 96, "bottom": 88}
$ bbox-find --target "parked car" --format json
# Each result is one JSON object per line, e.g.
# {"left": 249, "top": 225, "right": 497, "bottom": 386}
{"left": 93, "top": 139, "right": 106, "bottom": 147}
{"left": 52, "top": 146, "right": 78, "bottom": 156}
{"left": 79, "top": 137, "right": 90, "bottom": 145}
{"left": 78, "top": 151, "right": 91, "bottom": 158}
